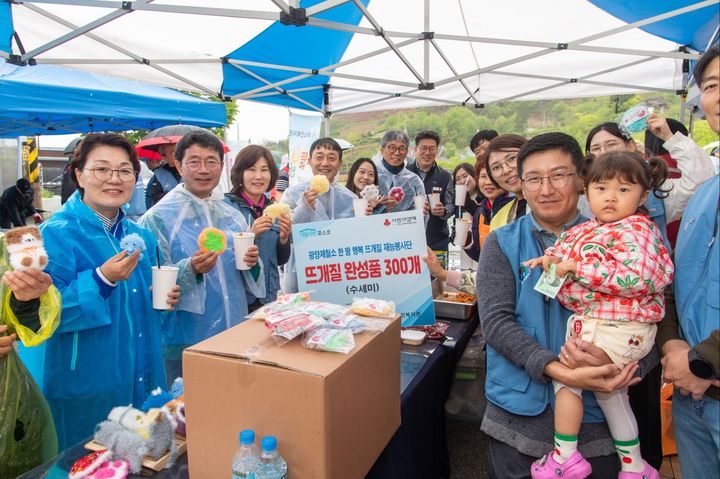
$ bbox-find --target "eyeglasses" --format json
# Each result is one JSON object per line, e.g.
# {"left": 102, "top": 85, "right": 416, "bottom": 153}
{"left": 384, "top": 144, "right": 408, "bottom": 154}
{"left": 417, "top": 146, "right": 437, "bottom": 153}
{"left": 589, "top": 140, "right": 623, "bottom": 155}
{"left": 521, "top": 172, "right": 577, "bottom": 192}
{"left": 83, "top": 167, "right": 137, "bottom": 183}
{"left": 489, "top": 154, "right": 518, "bottom": 176}
{"left": 184, "top": 159, "right": 222, "bottom": 170}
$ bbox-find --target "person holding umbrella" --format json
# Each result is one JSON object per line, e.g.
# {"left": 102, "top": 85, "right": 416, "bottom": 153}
{"left": 137, "top": 125, "right": 207, "bottom": 209}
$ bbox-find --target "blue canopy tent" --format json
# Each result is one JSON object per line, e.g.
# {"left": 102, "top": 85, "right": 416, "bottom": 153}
{"left": 1, "top": 1, "right": 716, "bottom": 117}
{"left": 0, "top": 61, "right": 227, "bottom": 138}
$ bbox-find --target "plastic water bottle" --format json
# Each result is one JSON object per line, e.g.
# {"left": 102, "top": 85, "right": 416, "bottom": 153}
{"left": 255, "top": 436, "right": 288, "bottom": 479}
{"left": 232, "top": 429, "right": 260, "bottom": 479}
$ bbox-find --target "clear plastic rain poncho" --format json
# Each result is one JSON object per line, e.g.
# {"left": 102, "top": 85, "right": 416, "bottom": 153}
{"left": 140, "top": 185, "right": 265, "bottom": 380}
{"left": 281, "top": 181, "right": 357, "bottom": 292}
{"left": 0, "top": 236, "right": 60, "bottom": 479}
{"left": 376, "top": 161, "right": 426, "bottom": 212}
{"left": 38, "top": 192, "right": 168, "bottom": 450}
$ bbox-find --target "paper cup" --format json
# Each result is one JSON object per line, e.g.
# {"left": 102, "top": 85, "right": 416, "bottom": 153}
{"left": 428, "top": 193, "right": 440, "bottom": 209}
{"left": 152, "top": 266, "right": 179, "bottom": 310}
{"left": 353, "top": 197, "right": 368, "bottom": 217}
{"left": 233, "top": 232, "right": 256, "bottom": 270}
{"left": 414, "top": 195, "right": 427, "bottom": 212}
{"left": 454, "top": 218, "right": 471, "bottom": 246}
{"left": 454, "top": 184, "right": 467, "bottom": 206}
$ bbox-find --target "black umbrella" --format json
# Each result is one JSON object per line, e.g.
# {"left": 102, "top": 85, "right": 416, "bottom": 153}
{"left": 63, "top": 137, "right": 82, "bottom": 157}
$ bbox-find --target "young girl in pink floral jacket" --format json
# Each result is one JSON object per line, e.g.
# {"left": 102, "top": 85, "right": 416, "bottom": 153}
{"left": 527, "top": 151, "right": 674, "bottom": 479}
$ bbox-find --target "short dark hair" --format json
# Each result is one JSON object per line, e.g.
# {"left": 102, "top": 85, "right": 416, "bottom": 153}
{"left": 582, "top": 151, "right": 670, "bottom": 199}
{"left": 483, "top": 133, "right": 527, "bottom": 188}
{"left": 174, "top": 130, "right": 224, "bottom": 163}
{"left": 517, "top": 132, "right": 583, "bottom": 179}
{"left": 230, "top": 145, "right": 279, "bottom": 196}
{"left": 584, "top": 122, "right": 631, "bottom": 153}
{"left": 694, "top": 45, "right": 720, "bottom": 88}
{"left": 414, "top": 130, "right": 441, "bottom": 146}
{"left": 644, "top": 118, "right": 688, "bottom": 155}
{"left": 309, "top": 137, "right": 343, "bottom": 161}
{"left": 70, "top": 133, "right": 140, "bottom": 195}
{"left": 470, "top": 130, "right": 499, "bottom": 151}
{"left": 345, "top": 157, "right": 378, "bottom": 196}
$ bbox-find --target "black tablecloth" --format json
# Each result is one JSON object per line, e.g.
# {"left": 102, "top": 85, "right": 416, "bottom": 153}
{"left": 19, "top": 317, "right": 479, "bottom": 479}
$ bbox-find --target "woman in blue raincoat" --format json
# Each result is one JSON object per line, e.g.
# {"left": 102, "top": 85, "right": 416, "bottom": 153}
{"left": 225, "top": 145, "right": 291, "bottom": 312}
{"left": 140, "top": 130, "right": 265, "bottom": 383}
{"left": 39, "top": 134, "right": 180, "bottom": 450}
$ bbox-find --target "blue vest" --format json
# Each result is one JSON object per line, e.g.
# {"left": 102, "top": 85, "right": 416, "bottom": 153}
{"left": 674, "top": 176, "right": 719, "bottom": 347}
{"left": 487, "top": 215, "right": 605, "bottom": 422}
{"left": 154, "top": 166, "right": 181, "bottom": 193}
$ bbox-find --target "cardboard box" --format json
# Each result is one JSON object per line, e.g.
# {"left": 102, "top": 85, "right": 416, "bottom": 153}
{"left": 183, "top": 317, "right": 401, "bottom": 479}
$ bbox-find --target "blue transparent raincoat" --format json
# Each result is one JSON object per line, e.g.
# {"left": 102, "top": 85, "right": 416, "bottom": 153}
{"left": 37, "top": 192, "right": 167, "bottom": 450}
{"left": 281, "top": 181, "right": 356, "bottom": 292}
{"left": 376, "top": 162, "right": 426, "bottom": 212}
{"left": 140, "top": 185, "right": 265, "bottom": 381}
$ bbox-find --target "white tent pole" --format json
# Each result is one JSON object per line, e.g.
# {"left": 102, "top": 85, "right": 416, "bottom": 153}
{"left": 229, "top": 37, "right": 420, "bottom": 98}
{"left": 429, "top": 39, "right": 481, "bottom": 104}
{"left": 35, "top": 58, "right": 219, "bottom": 64}
{"left": 230, "top": 64, "right": 323, "bottom": 112}
{"left": 485, "top": 82, "right": 571, "bottom": 105}
{"left": 20, "top": 0, "right": 151, "bottom": 62}
{"left": 270, "top": 0, "right": 291, "bottom": 14}
{"left": 323, "top": 37, "right": 420, "bottom": 71}
{"left": 306, "top": 0, "right": 351, "bottom": 17}
{"left": 423, "top": 0, "right": 430, "bottom": 83}
{"left": 21, "top": 3, "right": 217, "bottom": 94}
{"left": 325, "top": 72, "right": 418, "bottom": 88}
{"left": 485, "top": 70, "right": 677, "bottom": 93}
{"left": 351, "top": 0, "right": 426, "bottom": 84}
{"left": 435, "top": 49, "right": 555, "bottom": 88}
{"left": 19, "top": 0, "right": 280, "bottom": 20}
{"left": 333, "top": 95, "right": 399, "bottom": 114}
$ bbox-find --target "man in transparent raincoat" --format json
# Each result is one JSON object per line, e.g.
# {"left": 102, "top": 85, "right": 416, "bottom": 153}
{"left": 376, "top": 130, "right": 426, "bottom": 212}
{"left": 140, "top": 130, "right": 265, "bottom": 382}
{"left": 281, "top": 138, "right": 357, "bottom": 293}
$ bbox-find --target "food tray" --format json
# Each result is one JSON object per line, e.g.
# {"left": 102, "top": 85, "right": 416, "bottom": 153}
{"left": 85, "top": 435, "right": 187, "bottom": 472}
{"left": 432, "top": 278, "right": 477, "bottom": 320}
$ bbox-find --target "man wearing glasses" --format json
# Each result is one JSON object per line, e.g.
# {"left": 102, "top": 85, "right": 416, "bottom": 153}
{"left": 477, "top": 132, "right": 657, "bottom": 477}
{"left": 407, "top": 131, "right": 452, "bottom": 250}
{"left": 376, "top": 130, "right": 426, "bottom": 212}
{"left": 141, "top": 130, "right": 265, "bottom": 382}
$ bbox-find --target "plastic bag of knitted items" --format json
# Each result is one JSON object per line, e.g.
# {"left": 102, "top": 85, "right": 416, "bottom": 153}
{"left": 309, "top": 175, "right": 330, "bottom": 194}
{"left": 247, "top": 291, "right": 312, "bottom": 320}
{"left": 325, "top": 314, "right": 392, "bottom": 334}
{"left": 268, "top": 312, "right": 325, "bottom": 346}
{"left": 360, "top": 184, "right": 380, "bottom": 202}
{"left": 297, "top": 301, "right": 348, "bottom": 320}
{"left": 350, "top": 297, "right": 396, "bottom": 318}
{"left": 264, "top": 202, "right": 290, "bottom": 221}
{"left": 302, "top": 327, "right": 355, "bottom": 354}
{"left": 119, "top": 233, "right": 146, "bottom": 261}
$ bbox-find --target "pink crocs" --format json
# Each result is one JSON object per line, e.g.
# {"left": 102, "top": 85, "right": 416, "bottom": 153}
{"left": 618, "top": 460, "right": 660, "bottom": 479}
{"left": 531, "top": 450, "right": 592, "bottom": 479}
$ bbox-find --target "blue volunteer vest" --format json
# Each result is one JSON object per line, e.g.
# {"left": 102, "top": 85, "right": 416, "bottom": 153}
{"left": 674, "top": 176, "right": 719, "bottom": 347}
{"left": 486, "top": 215, "right": 605, "bottom": 422}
